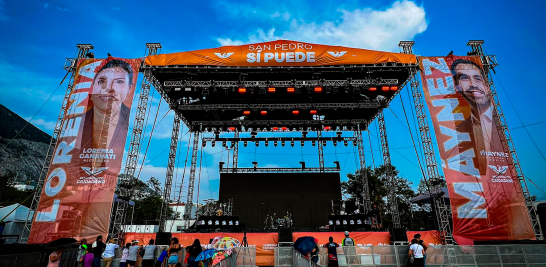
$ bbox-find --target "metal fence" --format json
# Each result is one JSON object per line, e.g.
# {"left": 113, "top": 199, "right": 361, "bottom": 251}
{"left": 213, "top": 250, "right": 238, "bottom": 267}
{"left": 293, "top": 249, "right": 321, "bottom": 267}
{"left": 0, "top": 247, "right": 79, "bottom": 267}
{"left": 276, "top": 245, "right": 546, "bottom": 267}
{"left": 234, "top": 247, "right": 257, "bottom": 267}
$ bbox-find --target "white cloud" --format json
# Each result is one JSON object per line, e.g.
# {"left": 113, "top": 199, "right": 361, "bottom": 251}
{"left": 44, "top": 3, "right": 49, "bottom": 9}
{"left": 56, "top": 6, "right": 68, "bottom": 12}
{"left": 24, "top": 117, "right": 56, "bottom": 131}
{"left": 217, "top": 0, "right": 427, "bottom": 51}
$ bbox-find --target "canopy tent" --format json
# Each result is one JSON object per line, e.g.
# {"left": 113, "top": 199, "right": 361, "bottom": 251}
{"left": 145, "top": 40, "right": 417, "bottom": 67}
{"left": 410, "top": 187, "right": 450, "bottom": 205}
{"left": 0, "top": 203, "right": 33, "bottom": 243}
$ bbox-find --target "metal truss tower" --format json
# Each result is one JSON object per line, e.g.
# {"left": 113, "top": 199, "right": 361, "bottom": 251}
{"left": 110, "top": 43, "right": 162, "bottom": 239}
{"left": 467, "top": 40, "right": 543, "bottom": 240}
{"left": 398, "top": 41, "right": 453, "bottom": 245}
{"left": 377, "top": 112, "right": 401, "bottom": 228}
{"left": 159, "top": 113, "right": 181, "bottom": 231}
{"left": 355, "top": 125, "right": 372, "bottom": 213}
{"left": 232, "top": 131, "right": 239, "bottom": 170}
{"left": 317, "top": 130, "right": 325, "bottom": 171}
{"left": 21, "top": 44, "right": 93, "bottom": 243}
{"left": 184, "top": 131, "right": 201, "bottom": 229}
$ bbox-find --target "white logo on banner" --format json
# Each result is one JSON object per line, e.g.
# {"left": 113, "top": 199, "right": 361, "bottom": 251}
{"left": 327, "top": 51, "right": 347, "bottom": 57}
{"left": 81, "top": 167, "right": 109, "bottom": 177}
{"left": 488, "top": 165, "right": 512, "bottom": 183}
{"left": 214, "top": 52, "right": 234, "bottom": 59}
{"left": 488, "top": 165, "right": 508, "bottom": 175}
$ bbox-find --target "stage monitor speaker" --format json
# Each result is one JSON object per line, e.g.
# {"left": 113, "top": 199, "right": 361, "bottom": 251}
{"left": 278, "top": 227, "right": 293, "bottom": 243}
{"left": 391, "top": 228, "right": 408, "bottom": 242}
{"left": 155, "top": 232, "right": 172, "bottom": 245}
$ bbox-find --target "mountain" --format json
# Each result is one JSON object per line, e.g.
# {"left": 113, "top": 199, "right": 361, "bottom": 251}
{"left": 0, "top": 104, "right": 53, "bottom": 183}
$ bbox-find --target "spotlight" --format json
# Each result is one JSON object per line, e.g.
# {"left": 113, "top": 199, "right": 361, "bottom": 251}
{"left": 222, "top": 141, "right": 227, "bottom": 147}
{"left": 324, "top": 126, "right": 331, "bottom": 131}
{"left": 268, "top": 87, "right": 276, "bottom": 93}
{"left": 202, "top": 141, "right": 207, "bottom": 147}
{"left": 314, "top": 86, "right": 323, "bottom": 93}
{"left": 244, "top": 141, "right": 248, "bottom": 147}
{"left": 344, "top": 140, "right": 348, "bottom": 146}
{"left": 287, "top": 87, "right": 295, "bottom": 93}
{"left": 292, "top": 110, "right": 300, "bottom": 115}
{"left": 272, "top": 127, "right": 279, "bottom": 131}
{"left": 353, "top": 140, "right": 357, "bottom": 146}
{"left": 229, "top": 127, "right": 236, "bottom": 131}
{"left": 211, "top": 141, "right": 216, "bottom": 147}
{"left": 265, "top": 140, "right": 269, "bottom": 147}
{"left": 261, "top": 110, "right": 267, "bottom": 115}
{"left": 243, "top": 110, "right": 251, "bottom": 115}
{"left": 322, "top": 140, "right": 327, "bottom": 146}
{"left": 274, "top": 141, "right": 278, "bottom": 147}
{"left": 300, "top": 141, "right": 304, "bottom": 146}
{"left": 291, "top": 140, "right": 294, "bottom": 147}
{"left": 390, "top": 86, "right": 399, "bottom": 91}
{"left": 255, "top": 141, "right": 259, "bottom": 147}
{"left": 381, "top": 86, "right": 390, "bottom": 91}
{"left": 312, "top": 140, "right": 316, "bottom": 146}
{"left": 310, "top": 110, "right": 317, "bottom": 114}
{"left": 281, "top": 141, "right": 285, "bottom": 147}
{"left": 369, "top": 87, "right": 377, "bottom": 91}
{"left": 238, "top": 87, "right": 247, "bottom": 94}
{"left": 281, "top": 127, "right": 288, "bottom": 131}
{"left": 333, "top": 140, "right": 337, "bottom": 146}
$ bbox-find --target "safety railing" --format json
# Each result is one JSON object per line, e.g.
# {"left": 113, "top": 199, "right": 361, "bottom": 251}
{"left": 234, "top": 247, "right": 257, "bottom": 267}
{"left": 0, "top": 247, "right": 79, "bottom": 267}
{"left": 276, "top": 244, "right": 546, "bottom": 267}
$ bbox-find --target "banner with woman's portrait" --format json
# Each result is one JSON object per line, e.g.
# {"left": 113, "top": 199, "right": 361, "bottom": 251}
{"left": 28, "top": 58, "right": 141, "bottom": 243}
{"left": 419, "top": 56, "right": 534, "bottom": 245}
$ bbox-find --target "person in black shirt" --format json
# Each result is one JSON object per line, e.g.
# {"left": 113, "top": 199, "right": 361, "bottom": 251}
{"left": 92, "top": 235, "right": 106, "bottom": 267}
{"left": 370, "top": 204, "right": 382, "bottom": 230}
{"left": 187, "top": 239, "right": 202, "bottom": 267}
{"left": 323, "top": 237, "right": 339, "bottom": 267}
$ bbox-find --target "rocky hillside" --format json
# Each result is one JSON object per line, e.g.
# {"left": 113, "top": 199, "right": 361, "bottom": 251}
{"left": 0, "top": 104, "right": 52, "bottom": 182}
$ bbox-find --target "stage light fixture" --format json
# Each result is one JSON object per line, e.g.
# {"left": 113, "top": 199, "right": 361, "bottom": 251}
{"left": 390, "top": 86, "right": 399, "bottom": 91}
{"left": 322, "top": 140, "right": 327, "bottom": 146}
{"left": 272, "top": 127, "right": 279, "bottom": 131}
{"left": 208, "top": 220, "right": 213, "bottom": 225}
{"left": 291, "top": 140, "right": 294, "bottom": 147}
{"left": 324, "top": 126, "right": 331, "bottom": 131}
{"left": 244, "top": 141, "right": 248, "bottom": 147}
{"left": 281, "top": 141, "right": 285, "bottom": 147}
{"left": 343, "top": 220, "right": 347, "bottom": 225}
{"left": 274, "top": 141, "right": 278, "bottom": 147}
{"left": 336, "top": 220, "right": 340, "bottom": 225}
{"left": 369, "top": 87, "right": 377, "bottom": 91}
{"left": 314, "top": 86, "right": 323, "bottom": 93}
{"left": 287, "top": 87, "right": 295, "bottom": 93}
{"left": 333, "top": 140, "right": 337, "bottom": 146}
{"left": 268, "top": 87, "right": 276, "bottom": 93}
{"left": 235, "top": 221, "right": 239, "bottom": 226}
{"left": 202, "top": 142, "right": 207, "bottom": 147}
{"left": 292, "top": 110, "right": 300, "bottom": 115}
{"left": 281, "top": 127, "right": 288, "bottom": 131}
{"left": 329, "top": 220, "right": 333, "bottom": 225}
{"left": 238, "top": 87, "right": 247, "bottom": 93}
{"left": 215, "top": 220, "right": 220, "bottom": 225}
{"left": 353, "top": 140, "right": 357, "bottom": 146}
{"left": 229, "top": 127, "right": 236, "bottom": 131}
{"left": 184, "top": 87, "right": 192, "bottom": 92}
{"left": 174, "top": 87, "right": 182, "bottom": 91}
{"left": 381, "top": 86, "right": 390, "bottom": 91}
{"left": 222, "top": 141, "right": 227, "bottom": 147}
{"left": 301, "top": 141, "right": 304, "bottom": 146}
{"left": 243, "top": 110, "right": 251, "bottom": 115}
{"left": 222, "top": 220, "right": 226, "bottom": 225}
{"left": 255, "top": 141, "right": 259, "bottom": 147}
{"left": 310, "top": 109, "right": 317, "bottom": 114}
{"left": 344, "top": 140, "right": 348, "bottom": 146}
{"left": 261, "top": 110, "right": 267, "bottom": 115}
{"left": 265, "top": 140, "right": 269, "bottom": 147}
{"left": 312, "top": 141, "right": 316, "bottom": 146}
{"left": 229, "top": 221, "right": 233, "bottom": 225}
{"left": 211, "top": 141, "right": 216, "bottom": 147}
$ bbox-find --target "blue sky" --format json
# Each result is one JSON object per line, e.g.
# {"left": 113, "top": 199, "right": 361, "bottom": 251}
{"left": 1, "top": 0, "right": 545, "bottom": 203}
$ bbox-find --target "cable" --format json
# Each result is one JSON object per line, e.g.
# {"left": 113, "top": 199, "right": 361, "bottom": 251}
{"left": 367, "top": 130, "right": 376, "bottom": 169}
{"left": 134, "top": 99, "right": 162, "bottom": 180}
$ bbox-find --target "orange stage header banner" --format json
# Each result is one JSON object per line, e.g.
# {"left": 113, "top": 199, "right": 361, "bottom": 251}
{"left": 145, "top": 40, "right": 417, "bottom": 67}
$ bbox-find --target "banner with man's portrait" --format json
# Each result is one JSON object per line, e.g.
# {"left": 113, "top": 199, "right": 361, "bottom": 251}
{"left": 419, "top": 56, "right": 535, "bottom": 245}
{"left": 28, "top": 58, "right": 141, "bottom": 243}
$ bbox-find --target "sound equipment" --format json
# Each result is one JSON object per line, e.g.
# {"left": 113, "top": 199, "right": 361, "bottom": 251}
{"left": 155, "top": 232, "right": 172, "bottom": 246}
{"left": 328, "top": 215, "right": 369, "bottom": 231}
{"left": 391, "top": 228, "right": 408, "bottom": 242}
{"left": 278, "top": 227, "right": 293, "bottom": 245}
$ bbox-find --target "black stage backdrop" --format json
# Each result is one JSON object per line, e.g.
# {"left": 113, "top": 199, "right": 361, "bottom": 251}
{"left": 219, "top": 172, "right": 341, "bottom": 230}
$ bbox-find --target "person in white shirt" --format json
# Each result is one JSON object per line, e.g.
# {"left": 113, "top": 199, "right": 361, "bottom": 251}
{"left": 127, "top": 241, "right": 140, "bottom": 267}
{"left": 119, "top": 243, "right": 131, "bottom": 267}
{"left": 142, "top": 239, "right": 157, "bottom": 267}
{"left": 102, "top": 238, "right": 120, "bottom": 267}
{"left": 408, "top": 238, "right": 425, "bottom": 267}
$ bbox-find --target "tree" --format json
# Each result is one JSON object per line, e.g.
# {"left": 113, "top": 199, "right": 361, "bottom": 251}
{"left": 147, "top": 177, "right": 162, "bottom": 197}
{"left": 417, "top": 178, "right": 447, "bottom": 194}
{"left": 128, "top": 195, "right": 176, "bottom": 224}
{"left": 341, "top": 164, "right": 417, "bottom": 230}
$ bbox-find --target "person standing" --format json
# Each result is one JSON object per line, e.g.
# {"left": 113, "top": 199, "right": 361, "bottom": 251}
{"left": 187, "top": 239, "right": 202, "bottom": 267}
{"left": 408, "top": 238, "right": 425, "bottom": 267}
{"left": 81, "top": 246, "right": 95, "bottom": 267}
{"left": 77, "top": 238, "right": 88, "bottom": 267}
{"left": 310, "top": 238, "right": 320, "bottom": 263}
{"left": 102, "top": 238, "right": 119, "bottom": 267}
{"left": 370, "top": 204, "right": 382, "bottom": 230}
{"left": 168, "top": 238, "right": 182, "bottom": 267}
{"left": 155, "top": 247, "right": 168, "bottom": 267}
{"left": 119, "top": 243, "right": 131, "bottom": 267}
{"left": 47, "top": 247, "right": 64, "bottom": 267}
{"left": 127, "top": 241, "right": 141, "bottom": 267}
{"left": 414, "top": 234, "right": 428, "bottom": 267}
{"left": 323, "top": 237, "right": 339, "bottom": 267}
{"left": 92, "top": 235, "right": 106, "bottom": 267}
{"left": 342, "top": 231, "right": 358, "bottom": 264}
{"left": 142, "top": 239, "right": 157, "bottom": 267}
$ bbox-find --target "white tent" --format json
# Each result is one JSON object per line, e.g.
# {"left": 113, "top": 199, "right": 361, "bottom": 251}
{"left": 0, "top": 203, "right": 33, "bottom": 243}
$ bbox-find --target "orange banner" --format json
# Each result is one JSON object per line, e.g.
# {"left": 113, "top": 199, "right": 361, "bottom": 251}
{"left": 29, "top": 58, "right": 142, "bottom": 243}
{"left": 145, "top": 40, "right": 416, "bottom": 67}
{"left": 419, "top": 56, "right": 534, "bottom": 245}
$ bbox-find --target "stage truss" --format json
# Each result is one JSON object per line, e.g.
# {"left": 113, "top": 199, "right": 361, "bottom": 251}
{"left": 21, "top": 40, "right": 543, "bottom": 246}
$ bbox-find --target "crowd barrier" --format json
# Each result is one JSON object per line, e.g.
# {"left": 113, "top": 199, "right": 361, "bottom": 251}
{"left": 0, "top": 247, "right": 79, "bottom": 267}
{"left": 275, "top": 245, "right": 546, "bottom": 267}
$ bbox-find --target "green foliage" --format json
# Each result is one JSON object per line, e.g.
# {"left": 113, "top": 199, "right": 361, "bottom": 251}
{"left": 127, "top": 195, "right": 176, "bottom": 224}
{"left": 341, "top": 164, "right": 417, "bottom": 230}
{"left": 0, "top": 186, "right": 35, "bottom": 207}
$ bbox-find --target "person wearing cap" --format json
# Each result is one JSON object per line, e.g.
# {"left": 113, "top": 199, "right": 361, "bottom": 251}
{"left": 414, "top": 234, "right": 428, "bottom": 267}
{"left": 342, "top": 231, "right": 359, "bottom": 264}
{"left": 323, "top": 236, "right": 339, "bottom": 267}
